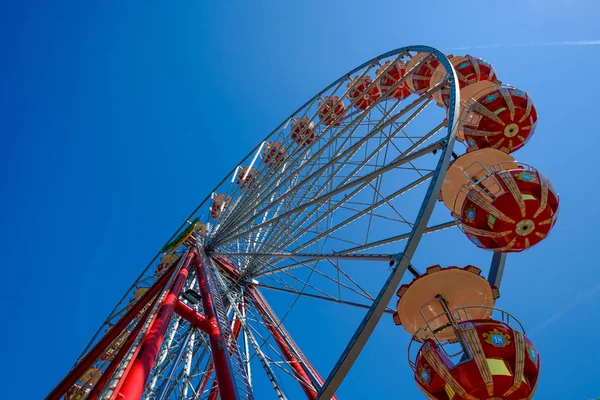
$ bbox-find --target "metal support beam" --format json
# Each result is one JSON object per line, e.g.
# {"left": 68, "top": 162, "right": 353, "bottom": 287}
{"left": 116, "top": 249, "right": 195, "bottom": 399}
{"left": 182, "top": 330, "right": 196, "bottom": 399}
{"left": 174, "top": 300, "right": 211, "bottom": 333}
{"left": 487, "top": 251, "right": 507, "bottom": 288}
{"left": 243, "top": 325, "right": 288, "bottom": 400}
{"left": 87, "top": 293, "right": 161, "bottom": 400}
{"left": 193, "top": 250, "right": 239, "bottom": 400}
{"left": 211, "top": 251, "right": 395, "bottom": 262}
{"left": 155, "top": 329, "right": 193, "bottom": 400}
{"left": 46, "top": 264, "right": 177, "bottom": 400}
{"left": 206, "top": 315, "right": 244, "bottom": 400}
{"left": 259, "top": 221, "right": 457, "bottom": 277}
{"left": 248, "top": 287, "right": 326, "bottom": 400}
{"left": 147, "top": 318, "right": 181, "bottom": 393}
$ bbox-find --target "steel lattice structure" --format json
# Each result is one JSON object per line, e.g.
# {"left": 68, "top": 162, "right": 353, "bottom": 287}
{"left": 46, "top": 45, "right": 506, "bottom": 400}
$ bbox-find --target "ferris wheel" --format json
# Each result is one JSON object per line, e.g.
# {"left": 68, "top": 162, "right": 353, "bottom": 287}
{"left": 47, "top": 45, "right": 559, "bottom": 400}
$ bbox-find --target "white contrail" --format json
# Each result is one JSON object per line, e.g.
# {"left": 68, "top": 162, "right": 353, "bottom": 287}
{"left": 448, "top": 40, "right": 600, "bottom": 51}
{"left": 528, "top": 282, "right": 600, "bottom": 337}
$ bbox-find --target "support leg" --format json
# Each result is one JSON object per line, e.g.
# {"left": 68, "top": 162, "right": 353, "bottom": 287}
{"left": 207, "top": 314, "right": 244, "bottom": 400}
{"left": 115, "top": 249, "right": 196, "bottom": 399}
{"left": 87, "top": 292, "right": 160, "bottom": 400}
{"left": 46, "top": 264, "right": 176, "bottom": 400}
{"left": 194, "top": 252, "right": 239, "bottom": 400}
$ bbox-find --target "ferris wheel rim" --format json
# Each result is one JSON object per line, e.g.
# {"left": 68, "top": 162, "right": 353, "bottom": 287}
{"left": 67, "top": 44, "right": 463, "bottom": 400}
{"left": 81, "top": 46, "right": 457, "bottom": 350}
{"left": 156, "top": 44, "right": 459, "bottom": 258}
{"left": 198, "top": 44, "right": 463, "bottom": 398}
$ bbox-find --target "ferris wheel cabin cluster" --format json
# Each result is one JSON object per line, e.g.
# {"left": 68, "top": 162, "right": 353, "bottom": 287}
{"left": 49, "top": 47, "right": 559, "bottom": 400}
{"left": 391, "top": 54, "right": 559, "bottom": 399}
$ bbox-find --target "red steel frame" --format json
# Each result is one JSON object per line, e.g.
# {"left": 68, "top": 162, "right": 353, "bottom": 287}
{"left": 206, "top": 305, "right": 245, "bottom": 400}
{"left": 86, "top": 293, "right": 161, "bottom": 400}
{"left": 212, "top": 256, "right": 333, "bottom": 400}
{"left": 193, "top": 250, "right": 239, "bottom": 400}
{"left": 247, "top": 285, "right": 336, "bottom": 400}
{"left": 48, "top": 249, "right": 334, "bottom": 400}
{"left": 174, "top": 300, "right": 211, "bottom": 333}
{"left": 115, "top": 249, "right": 197, "bottom": 399}
{"left": 46, "top": 262, "right": 178, "bottom": 400}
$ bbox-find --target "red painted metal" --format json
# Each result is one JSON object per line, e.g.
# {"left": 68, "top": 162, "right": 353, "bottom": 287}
{"left": 248, "top": 287, "right": 316, "bottom": 399}
{"left": 248, "top": 286, "right": 335, "bottom": 400}
{"left": 46, "top": 265, "right": 176, "bottom": 400}
{"left": 107, "top": 302, "right": 165, "bottom": 400}
{"left": 198, "top": 364, "right": 215, "bottom": 396}
{"left": 207, "top": 382, "right": 220, "bottom": 400}
{"left": 198, "top": 311, "right": 245, "bottom": 400}
{"left": 115, "top": 250, "right": 196, "bottom": 400}
{"left": 199, "top": 313, "right": 244, "bottom": 400}
{"left": 207, "top": 312, "right": 244, "bottom": 400}
{"left": 212, "top": 256, "right": 241, "bottom": 281}
{"left": 174, "top": 300, "right": 211, "bottom": 333}
{"left": 193, "top": 253, "right": 239, "bottom": 400}
{"left": 87, "top": 292, "right": 160, "bottom": 400}
{"left": 414, "top": 319, "right": 540, "bottom": 399}
{"left": 215, "top": 257, "right": 334, "bottom": 399}
{"left": 269, "top": 321, "right": 317, "bottom": 399}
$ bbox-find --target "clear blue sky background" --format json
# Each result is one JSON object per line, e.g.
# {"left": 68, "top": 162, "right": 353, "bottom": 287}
{"left": 1, "top": 1, "right": 599, "bottom": 399}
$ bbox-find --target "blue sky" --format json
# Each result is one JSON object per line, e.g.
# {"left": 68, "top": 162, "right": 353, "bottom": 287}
{"left": 1, "top": 1, "right": 599, "bottom": 399}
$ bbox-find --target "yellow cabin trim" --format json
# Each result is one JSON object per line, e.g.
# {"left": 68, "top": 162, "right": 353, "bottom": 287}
{"left": 445, "top": 384, "right": 456, "bottom": 399}
{"left": 487, "top": 358, "right": 512, "bottom": 376}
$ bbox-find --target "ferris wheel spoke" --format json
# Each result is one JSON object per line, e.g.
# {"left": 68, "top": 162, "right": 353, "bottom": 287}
{"left": 284, "top": 262, "right": 378, "bottom": 302}
{"left": 168, "top": 333, "right": 208, "bottom": 399}
{"left": 148, "top": 326, "right": 195, "bottom": 400}
{"left": 256, "top": 170, "right": 435, "bottom": 262}
{"left": 380, "top": 126, "right": 427, "bottom": 179}
{"left": 335, "top": 203, "right": 412, "bottom": 225}
{"left": 214, "top": 87, "right": 435, "bottom": 240}
{"left": 336, "top": 220, "right": 458, "bottom": 254}
{"left": 269, "top": 268, "right": 337, "bottom": 301}
{"left": 263, "top": 355, "right": 317, "bottom": 394}
{"left": 363, "top": 129, "right": 391, "bottom": 246}
{"left": 244, "top": 323, "right": 290, "bottom": 366}
{"left": 262, "top": 260, "right": 378, "bottom": 304}
{"left": 220, "top": 113, "right": 426, "bottom": 253}
{"left": 256, "top": 220, "right": 455, "bottom": 279}
{"left": 215, "top": 102, "right": 374, "bottom": 237}
{"left": 240, "top": 94, "right": 430, "bottom": 236}
{"left": 219, "top": 289, "right": 310, "bottom": 399}
{"left": 366, "top": 181, "right": 414, "bottom": 227}
{"left": 190, "top": 356, "right": 217, "bottom": 399}
{"left": 254, "top": 282, "right": 396, "bottom": 314}
{"left": 250, "top": 257, "right": 379, "bottom": 311}
{"left": 216, "top": 139, "right": 445, "bottom": 248}
{"left": 241, "top": 300, "right": 323, "bottom": 397}
{"left": 261, "top": 268, "right": 300, "bottom": 292}
{"left": 326, "top": 257, "right": 375, "bottom": 300}
{"left": 241, "top": 321, "right": 290, "bottom": 399}
{"left": 244, "top": 118, "right": 443, "bottom": 257}
{"left": 211, "top": 251, "right": 395, "bottom": 263}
